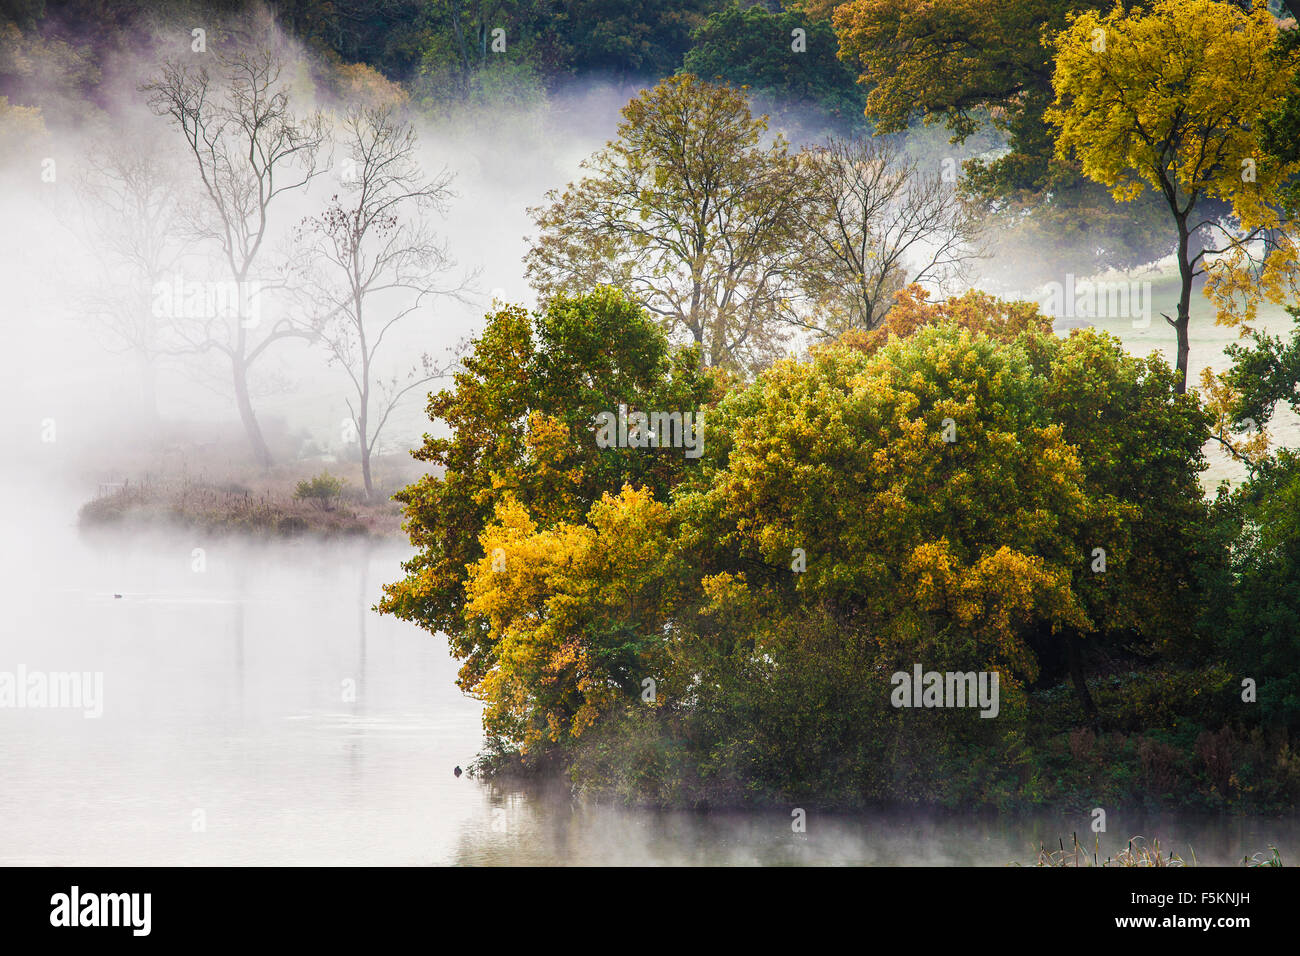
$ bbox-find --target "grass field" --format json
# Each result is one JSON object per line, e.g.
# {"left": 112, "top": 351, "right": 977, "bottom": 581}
{"left": 1063, "top": 268, "right": 1299, "bottom": 489}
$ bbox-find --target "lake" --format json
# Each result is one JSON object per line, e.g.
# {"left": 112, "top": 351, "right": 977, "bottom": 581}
{"left": 0, "top": 481, "right": 1293, "bottom": 866}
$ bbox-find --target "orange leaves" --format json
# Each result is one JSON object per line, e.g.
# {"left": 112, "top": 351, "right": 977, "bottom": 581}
{"left": 837, "top": 284, "right": 1052, "bottom": 356}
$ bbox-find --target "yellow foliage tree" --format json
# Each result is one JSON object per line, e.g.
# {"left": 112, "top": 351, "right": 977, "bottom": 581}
{"left": 1046, "top": 0, "right": 1300, "bottom": 392}
{"left": 464, "top": 485, "right": 681, "bottom": 751}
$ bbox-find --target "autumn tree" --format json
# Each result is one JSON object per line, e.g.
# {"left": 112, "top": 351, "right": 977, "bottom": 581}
{"left": 836, "top": 284, "right": 1052, "bottom": 355}
{"left": 798, "top": 136, "right": 985, "bottom": 336}
{"left": 827, "top": 0, "right": 1176, "bottom": 283}
{"left": 524, "top": 74, "right": 810, "bottom": 374}
{"left": 379, "top": 288, "right": 720, "bottom": 697}
{"left": 841, "top": 290, "right": 1214, "bottom": 722}
{"left": 1046, "top": 0, "right": 1300, "bottom": 393}
{"left": 145, "top": 35, "right": 328, "bottom": 467}
{"left": 677, "top": 327, "right": 1096, "bottom": 684}
{"left": 386, "top": 282, "right": 1220, "bottom": 779}
{"left": 677, "top": 320, "right": 1212, "bottom": 737}
{"left": 293, "top": 104, "right": 464, "bottom": 500}
{"left": 464, "top": 485, "right": 685, "bottom": 750}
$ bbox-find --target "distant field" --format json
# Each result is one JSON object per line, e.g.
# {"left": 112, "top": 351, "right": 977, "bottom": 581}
{"left": 1063, "top": 269, "right": 1299, "bottom": 490}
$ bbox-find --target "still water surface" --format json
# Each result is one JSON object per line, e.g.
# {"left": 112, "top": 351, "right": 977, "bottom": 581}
{"left": 1, "top": 484, "right": 1294, "bottom": 865}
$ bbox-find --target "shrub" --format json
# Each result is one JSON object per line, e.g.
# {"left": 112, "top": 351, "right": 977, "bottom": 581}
{"left": 1137, "top": 737, "right": 1180, "bottom": 795}
{"left": 294, "top": 472, "right": 347, "bottom": 511}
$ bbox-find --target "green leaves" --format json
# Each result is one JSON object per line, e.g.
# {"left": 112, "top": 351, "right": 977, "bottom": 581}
{"left": 388, "top": 287, "right": 1220, "bottom": 792}
{"left": 380, "top": 287, "right": 718, "bottom": 693}
{"left": 525, "top": 74, "right": 809, "bottom": 372}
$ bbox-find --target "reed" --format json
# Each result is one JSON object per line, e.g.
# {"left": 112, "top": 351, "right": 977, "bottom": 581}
{"left": 1031, "top": 833, "right": 1285, "bottom": 866}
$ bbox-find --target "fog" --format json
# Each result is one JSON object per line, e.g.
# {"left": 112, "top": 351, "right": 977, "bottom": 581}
{"left": 2, "top": 4, "right": 1293, "bottom": 867}
{"left": 3, "top": 477, "right": 1293, "bottom": 866}
{"left": 0, "top": 23, "right": 658, "bottom": 485}
{"left": 0, "top": 6, "right": 1011, "bottom": 487}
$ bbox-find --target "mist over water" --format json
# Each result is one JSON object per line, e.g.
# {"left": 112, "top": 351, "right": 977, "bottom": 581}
{"left": 4, "top": 6, "right": 1297, "bottom": 869}
{"left": 0, "top": 482, "right": 1289, "bottom": 865}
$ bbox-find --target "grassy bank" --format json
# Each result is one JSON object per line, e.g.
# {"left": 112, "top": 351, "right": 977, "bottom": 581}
{"left": 74, "top": 428, "right": 427, "bottom": 540}
{"left": 1030, "top": 833, "right": 1284, "bottom": 866}
{"left": 78, "top": 474, "right": 405, "bottom": 539}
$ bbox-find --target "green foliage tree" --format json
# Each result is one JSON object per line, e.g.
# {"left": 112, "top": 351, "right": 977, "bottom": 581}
{"left": 556, "top": 0, "right": 718, "bottom": 77}
{"left": 683, "top": 1, "right": 866, "bottom": 132}
{"left": 1218, "top": 450, "right": 1300, "bottom": 729}
{"left": 1222, "top": 308, "right": 1300, "bottom": 434}
{"left": 294, "top": 471, "right": 347, "bottom": 510}
{"left": 379, "top": 287, "right": 719, "bottom": 697}
{"left": 524, "top": 74, "right": 810, "bottom": 373}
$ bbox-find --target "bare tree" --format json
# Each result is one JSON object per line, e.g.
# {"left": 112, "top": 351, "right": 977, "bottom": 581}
{"left": 144, "top": 39, "right": 327, "bottom": 468}
{"left": 67, "top": 124, "right": 191, "bottom": 425}
{"left": 293, "top": 105, "right": 466, "bottom": 500}
{"left": 799, "top": 136, "right": 985, "bottom": 336}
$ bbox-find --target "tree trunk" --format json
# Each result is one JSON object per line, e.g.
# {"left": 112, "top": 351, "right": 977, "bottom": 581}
{"left": 1174, "top": 222, "right": 1193, "bottom": 394}
{"left": 1066, "top": 631, "right": 1102, "bottom": 733}
{"left": 360, "top": 445, "right": 373, "bottom": 501}
{"left": 232, "top": 358, "right": 272, "bottom": 469}
{"left": 451, "top": 15, "right": 470, "bottom": 93}
{"left": 359, "top": 401, "right": 373, "bottom": 502}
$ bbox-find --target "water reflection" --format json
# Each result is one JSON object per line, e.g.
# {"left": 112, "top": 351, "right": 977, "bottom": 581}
{"left": 0, "top": 484, "right": 1294, "bottom": 866}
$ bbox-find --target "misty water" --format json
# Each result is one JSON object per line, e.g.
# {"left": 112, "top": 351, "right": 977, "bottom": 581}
{"left": 1, "top": 482, "right": 1295, "bottom": 867}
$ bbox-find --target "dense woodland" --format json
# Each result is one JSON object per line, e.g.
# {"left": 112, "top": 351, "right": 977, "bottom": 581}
{"left": 6, "top": 0, "right": 1300, "bottom": 811}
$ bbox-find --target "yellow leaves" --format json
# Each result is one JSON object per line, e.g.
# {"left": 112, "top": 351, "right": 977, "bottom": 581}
{"left": 464, "top": 485, "right": 677, "bottom": 746}
{"left": 1205, "top": 234, "right": 1300, "bottom": 332}
{"left": 1048, "top": 0, "right": 1299, "bottom": 209}
{"left": 905, "top": 540, "right": 961, "bottom": 610}
{"left": 905, "top": 541, "right": 1087, "bottom": 679}
{"left": 1196, "top": 366, "right": 1271, "bottom": 463}
{"left": 1109, "top": 180, "right": 1146, "bottom": 204}
{"left": 0, "top": 94, "right": 45, "bottom": 160}
{"left": 524, "top": 411, "right": 570, "bottom": 464}
{"left": 521, "top": 411, "right": 587, "bottom": 524}
{"left": 1046, "top": 0, "right": 1300, "bottom": 390}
